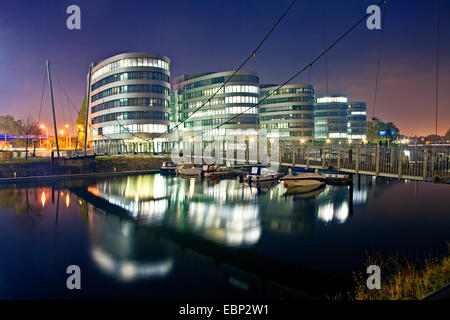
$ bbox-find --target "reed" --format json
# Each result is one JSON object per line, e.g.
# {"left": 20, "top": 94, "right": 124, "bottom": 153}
{"left": 336, "top": 244, "right": 450, "bottom": 300}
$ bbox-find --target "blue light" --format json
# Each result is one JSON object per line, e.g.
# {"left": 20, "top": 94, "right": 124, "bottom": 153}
{"left": 379, "top": 130, "right": 386, "bottom": 136}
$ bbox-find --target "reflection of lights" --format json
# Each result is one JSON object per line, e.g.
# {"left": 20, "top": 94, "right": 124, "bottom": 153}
{"left": 317, "top": 201, "right": 349, "bottom": 224}
{"left": 318, "top": 202, "right": 333, "bottom": 223}
{"left": 41, "top": 191, "right": 46, "bottom": 208}
{"left": 335, "top": 201, "right": 349, "bottom": 223}
{"left": 65, "top": 193, "right": 70, "bottom": 208}
{"left": 353, "top": 189, "right": 367, "bottom": 205}
{"left": 120, "top": 262, "right": 136, "bottom": 281}
{"left": 91, "top": 247, "right": 173, "bottom": 282}
{"left": 189, "top": 178, "right": 195, "bottom": 197}
{"left": 187, "top": 202, "right": 261, "bottom": 246}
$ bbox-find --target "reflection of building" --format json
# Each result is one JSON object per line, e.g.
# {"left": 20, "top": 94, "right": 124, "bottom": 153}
{"left": 316, "top": 185, "right": 367, "bottom": 223}
{"left": 88, "top": 52, "right": 171, "bottom": 152}
{"left": 87, "top": 176, "right": 262, "bottom": 247}
{"left": 86, "top": 204, "right": 173, "bottom": 282}
{"left": 87, "top": 175, "right": 169, "bottom": 222}
{"left": 259, "top": 84, "right": 315, "bottom": 141}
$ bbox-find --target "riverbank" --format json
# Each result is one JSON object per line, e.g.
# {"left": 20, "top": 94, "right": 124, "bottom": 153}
{"left": 0, "top": 155, "right": 170, "bottom": 179}
{"left": 336, "top": 245, "right": 450, "bottom": 300}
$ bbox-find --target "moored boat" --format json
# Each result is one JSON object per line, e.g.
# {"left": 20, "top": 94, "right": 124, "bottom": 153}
{"left": 283, "top": 180, "right": 325, "bottom": 194}
{"left": 200, "top": 164, "right": 233, "bottom": 178}
{"left": 244, "top": 166, "right": 283, "bottom": 183}
{"left": 280, "top": 172, "right": 326, "bottom": 188}
{"left": 318, "top": 170, "right": 352, "bottom": 185}
{"left": 177, "top": 163, "right": 202, "bottom": 176}
{"left": 160, "top": 161, "right": 177, "bottom": 174}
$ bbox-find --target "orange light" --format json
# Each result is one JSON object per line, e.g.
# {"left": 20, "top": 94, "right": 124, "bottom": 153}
{"left": 41, "top": 191, "right": 46, "bottom": 208}
{"left": 65, "top": 194, "right": 70, "bottom": 208}
{"left": 40, "top": 124, "right": 45, "bottom": 129}
{"left": 65, "top": 124, "right": 69, "bottom": 129}
{"left": 60, "top": 130, "right": 64, "bottom": 135}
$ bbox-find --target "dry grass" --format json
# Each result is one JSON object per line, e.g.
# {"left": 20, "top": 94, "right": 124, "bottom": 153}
{"left": 336, "top": 244, "right": 450, "bottom": 300}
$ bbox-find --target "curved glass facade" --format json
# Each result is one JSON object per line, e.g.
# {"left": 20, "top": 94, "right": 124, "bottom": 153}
{"left": 259, "top": 84, "right": 315, "bottom": 140}
{"left": 88, "top": 52, "right": 170, "bottom": 149}
{"left": 91, "top": 71, "right": 169, "bottom": 91}
{"left": 178, "top": 71, "right": 260, "bottom": 136}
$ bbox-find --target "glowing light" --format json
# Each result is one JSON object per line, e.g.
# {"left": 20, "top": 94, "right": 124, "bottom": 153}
{"left": 326, "top": 139, "right": 331, "bottom": 144}
{"left": 41, "top": 191, "right": 46, "bottom": 208}
{"left": 65, "top": 193, "right": 70, "bottom": 208}
{"left": 317, "top": 96, "right": 348, "bottom": 103}
{"left": 300, "top": 139, "right": 305, "bottom": 144}
{"left": 60, "top": 130, "right": 64, "bottom": 135}
{"left": 40, "top": 124, "right": 45, "bottom": 129}
{"left": 65, "top": 124, "right": 69, "bottom": 129}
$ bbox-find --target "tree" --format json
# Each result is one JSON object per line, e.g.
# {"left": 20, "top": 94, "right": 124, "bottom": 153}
{"left": 75, "top": 96, "right": 87, "bottom": 149}
{"left": 445, "top": 128, "right": 450, "bottom": 142}
{"left": 366, "top": 119, "right": 400, "bottom": 144}
{"left": 0, "top": 115, "right": 21, "bottom": 135}
{"left": 17, "top": 116, "right": 41, "bottom": 160}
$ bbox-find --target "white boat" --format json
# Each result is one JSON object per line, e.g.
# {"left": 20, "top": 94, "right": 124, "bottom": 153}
{"left": 245, "top": 166, "right": 283, "bottom": 183}
{"left": 281, "top": 172, "right": 326, "bottom": 190}
{"left": 200, "top": 164, "right": 233, "bottom": 178}
{"left": 160, "top": 161, "right": 177, "bottom": 174}
{"left": 283, "top": 180, "right": 325, "bottom": 194}
{"left": 177, "top": 163, "right": 202, "bottom": 176}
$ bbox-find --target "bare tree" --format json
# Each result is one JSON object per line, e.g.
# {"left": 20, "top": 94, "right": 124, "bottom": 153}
{"left": 17, "top": 116, "right": 41, "bottom": 160}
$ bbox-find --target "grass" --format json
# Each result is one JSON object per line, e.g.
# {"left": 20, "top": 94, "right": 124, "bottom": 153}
{"left": 335, "top": 244, "right": 450, "bottom": 300}
{"left": 0, "top": 157, "right": 49, "bottom": 164}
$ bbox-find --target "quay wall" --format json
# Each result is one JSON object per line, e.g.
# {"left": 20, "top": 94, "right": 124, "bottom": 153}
{"left": 0, "top": 155, "right": 171, "bottom": 179}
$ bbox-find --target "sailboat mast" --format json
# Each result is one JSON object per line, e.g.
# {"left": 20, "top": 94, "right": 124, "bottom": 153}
{"left": 84, "top": 63, "right": 93, "bottom": 156}
{"left": 46, "top": 59, "right": 60, "bottom": 157}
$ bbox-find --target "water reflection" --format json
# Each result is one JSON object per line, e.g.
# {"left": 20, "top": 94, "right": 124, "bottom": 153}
{"left": 2, "top": 174, "right": 449, "bottom": 299}
{"left": 82, "top": 175, "right": 368, "bottom": 243}
{"left": 86, "top": 204, "right": 173, "bottom": 282}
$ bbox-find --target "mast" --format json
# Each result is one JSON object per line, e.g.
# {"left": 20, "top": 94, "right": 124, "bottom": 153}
{"left": 84, "top": 63, "right": 93, "bottom": 155}
{"left": 46, "top": 60, "right": 60, "bottom": 157}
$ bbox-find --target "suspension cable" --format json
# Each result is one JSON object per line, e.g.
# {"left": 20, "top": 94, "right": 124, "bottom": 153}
{"left": 372, "top": 1, "right": 388, "bottom": 121}
{"left": 204, "top": 0, "right": 389, "bottom": 135}
{"left": 153, "top": 0, "right": 298, "bottom": 139}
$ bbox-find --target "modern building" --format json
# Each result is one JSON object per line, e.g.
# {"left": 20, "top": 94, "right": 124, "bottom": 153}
{"left": 177, "top": 71, "right": 260, "bottom": 138}
{"left": 259, "top": 84, "right": 315, "bottom": 141}
{"left": 88, "top": 52, "right": 171, "bottom": 152}
{"left": 314, "top": 95, "right": 349, "bottom": 141}
{"left": 314, "top": 95, "right": 367, "bottom": 141}
{"left": 347, "top": 102, "right": 367, "bottom": 140}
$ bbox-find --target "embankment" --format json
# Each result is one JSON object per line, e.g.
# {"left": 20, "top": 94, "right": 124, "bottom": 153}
{"left": 0, "top": 155, "right": 171, "bottom": 179}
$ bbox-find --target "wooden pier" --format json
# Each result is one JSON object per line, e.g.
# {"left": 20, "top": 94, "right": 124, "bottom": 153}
{"left": 187, "top": 144, "right": 450, "bottom": 182}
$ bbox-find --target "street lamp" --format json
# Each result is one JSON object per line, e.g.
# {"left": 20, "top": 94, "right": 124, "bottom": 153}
{"left": 40, "top": 124, "right": 49, "bottom": 150}
{"left": 65, "top": 124, "right": 70, "bottom": 149}
{"left": 60, "top": 130, "right": 64, "bottom": 149}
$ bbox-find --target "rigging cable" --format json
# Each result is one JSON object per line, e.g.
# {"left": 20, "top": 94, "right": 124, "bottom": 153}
{"left": 372, "top": 1, "right": 388, "bottom": 121}
{"left": 203, "top": 0, "right": 389, "bottom": 135}
{"left": 37, "top": 67, "right": 47, "bottom": 125}
{"left": 153, "top": 0, "right": 298, "bottom": 139}
{"left": 435, "top": 0, "right": 440, "bottom": 135}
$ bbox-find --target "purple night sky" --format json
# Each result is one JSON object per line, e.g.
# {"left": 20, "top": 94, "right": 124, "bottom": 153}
{"left": 0, "top": 0, "right": 448, "bottom": 136}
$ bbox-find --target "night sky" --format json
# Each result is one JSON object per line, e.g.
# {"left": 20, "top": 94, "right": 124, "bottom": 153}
{"left": 0, "top": 0, "right": 448, "bottom": 136}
